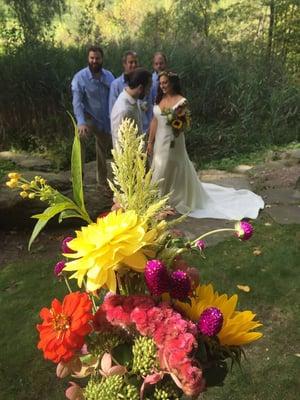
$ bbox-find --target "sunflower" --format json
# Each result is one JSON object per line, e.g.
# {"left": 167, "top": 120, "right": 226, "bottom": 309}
{"left": 171, "top": 119, "right": 183, "bottom": 130}
{"left": 37, "top": 292, "right": 93, "bottom": 363}
{"left": 64, "top": 209, "right": 158, "bottom": 292}
{"left": 176, "top": 284, "right": 263, "bottom": 346}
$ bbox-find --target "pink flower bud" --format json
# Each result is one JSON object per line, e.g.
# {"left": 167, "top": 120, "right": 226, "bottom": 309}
{"left": 144, "top": 259, "right": 170, "bottom": 296}
{"left": 235, "top": 221, "right": 254, "bottom": 241}
{"left": 61, "top": 237, "right": 75, "bottom": 253}
{"left": 195, "top": 239, "right": 206, "bottom": 251}
{"left": 169, "top": 270, "right": 191, "bottom": 301}
{"left": 54, "top": 260, "right": 65, "bottom": 276}
{"left": 197, "top": 307, "right": 223, "bottom": 337}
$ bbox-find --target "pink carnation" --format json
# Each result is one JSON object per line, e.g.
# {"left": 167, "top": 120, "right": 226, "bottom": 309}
{"left": 101, "top": 294, "right": 205, "bottom": 397}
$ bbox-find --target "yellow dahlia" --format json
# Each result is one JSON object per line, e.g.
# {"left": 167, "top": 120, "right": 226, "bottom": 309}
{"left": 176, "top": 284, "right": 263, "bottom": 346}
{"left": 63, "top": 209, "right": 158, "bottom": 292}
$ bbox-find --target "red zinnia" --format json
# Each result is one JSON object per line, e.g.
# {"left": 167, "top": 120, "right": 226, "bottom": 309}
{"left": 37, "top": 292, "right": 93, "bottom": 363}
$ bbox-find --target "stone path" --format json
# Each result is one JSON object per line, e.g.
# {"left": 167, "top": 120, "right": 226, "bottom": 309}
{"left": 1, "top": 149, "right": 299, "bottom": 249}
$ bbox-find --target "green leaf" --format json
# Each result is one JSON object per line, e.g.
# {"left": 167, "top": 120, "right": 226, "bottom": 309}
{"left": 111, "top": 343, "right": 133, "bottom": 368}
{"left": 28, "top": 203, "right": 76, "bottom": 249}
{"left": 58, "top": 209, "right": 81, "bottom": 223}
{"left": 203, "top": 361, "right": 228, "bottom": 387}
{"left": 32, "top": 202, "right": 75, "bottom": 220}
{"left": 28, "top": 216, "right": 49, "bottom": 250}
{"left": 69, "top": 112, "right": 86, "bottom": 212}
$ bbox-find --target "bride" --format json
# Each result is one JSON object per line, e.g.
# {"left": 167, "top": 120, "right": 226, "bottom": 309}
{"left": 147, "top": 71, "right": 264, "bottom": 220}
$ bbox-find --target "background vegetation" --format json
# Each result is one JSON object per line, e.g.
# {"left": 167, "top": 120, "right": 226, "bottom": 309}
{"left": 0, "top": 0, "right": 299, "bottom": 168}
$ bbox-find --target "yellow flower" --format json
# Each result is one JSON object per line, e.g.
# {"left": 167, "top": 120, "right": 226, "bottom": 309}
{"left": 64, "top": 209, "right": 158, "bottom": 292}
{"left": 20, "top": 191, "right": 28, "bottom": 198}
{"left": 176, "top": 284, "right": 263, "bottom": 346}
{"left": 8, "top": 172, "right": 21, "bottom": 180}
{"left": 171, "top": 119, "right": 183, "bottom": 130}
{"left": 28, "top": 193, "right": 36, "bottom": 199}
{"left": 21, "top": 183, "right": 30, "bottom": 190}
{"left": 6, "top": 179, "right": 18, "bottom": 189}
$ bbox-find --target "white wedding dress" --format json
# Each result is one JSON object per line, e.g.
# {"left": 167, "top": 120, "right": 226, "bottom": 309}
{"left": 151, "top": 98, "right": 264, "bottom": 220}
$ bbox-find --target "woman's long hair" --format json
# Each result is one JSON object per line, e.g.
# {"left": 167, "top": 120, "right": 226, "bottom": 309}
{"left": 155, "top": 71, "right": 183, "bottom": 104}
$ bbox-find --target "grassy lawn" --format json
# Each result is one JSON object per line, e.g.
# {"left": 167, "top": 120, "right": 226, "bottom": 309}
{"left": 0, "top": 220, "right": 299, "bottom": 400}
{"left": 199, "top": 141, "right": 300, "bottom": 171}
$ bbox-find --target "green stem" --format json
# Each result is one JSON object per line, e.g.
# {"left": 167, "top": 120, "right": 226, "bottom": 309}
{"left": 63, "top": 274, "right": 73, "bottom": 293}
{"left": 117, "top": 273, "right": 128, "bottom": 296}
{"left": 82, "top": 280, "right": 97, "bottom": 313}
{"left": 191, "top": 228, "right": 236, "bottom": 246}
{"left": 90, "top": 295, "right": 97, "bottom": 313}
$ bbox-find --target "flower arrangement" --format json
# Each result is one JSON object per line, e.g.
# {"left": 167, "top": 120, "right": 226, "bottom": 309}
{"left": 161, "top": 100, "right": 191, "bottom": 148}
{"left": 6, "top": 119, "right": 262, "bottom": 399}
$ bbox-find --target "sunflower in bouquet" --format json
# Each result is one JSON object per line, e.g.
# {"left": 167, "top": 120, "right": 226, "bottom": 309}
{"left": 6, "top": 119, "right": 263, "bottom": 399}
{"left": 162, "top": 100, "right": 191, "bottom": 148}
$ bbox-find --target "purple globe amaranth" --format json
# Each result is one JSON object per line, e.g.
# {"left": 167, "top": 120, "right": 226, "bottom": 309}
{"left": 61, "top": 236, "right": 75, "bottom": 253}
{"left": 144, "top": 259, "right": 170, "bottom": 296}
{"left": 195, "top": 239, "right": 206, "bottom": 251}
{"left": 169, "top": 270, "right": 191, "bottom": 301}
{"left": 54, "top": 260, "right": 66, "bottom": 277}
{"left": 235, "top": 220, "right": 254, "bottom": 241}
{"left": 197, "top": 307, "right": 223, "bottom": 337}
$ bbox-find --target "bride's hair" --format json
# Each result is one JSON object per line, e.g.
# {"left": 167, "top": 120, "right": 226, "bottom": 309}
{"left": 155, "top": 71, "right": 183, "bottom": 104}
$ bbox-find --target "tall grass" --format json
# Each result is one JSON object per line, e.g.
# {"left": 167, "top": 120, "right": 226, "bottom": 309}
{"left": 0, "top": 39, "right": 298, "bottom": 168}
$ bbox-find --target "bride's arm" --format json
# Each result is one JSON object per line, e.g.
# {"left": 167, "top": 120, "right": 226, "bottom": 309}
{"left": 146, "top": 117, "right": 157, "bottom": 155}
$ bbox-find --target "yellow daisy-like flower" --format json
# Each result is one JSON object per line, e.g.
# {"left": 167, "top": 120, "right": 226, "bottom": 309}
{"left": 176, "top": 284, "right": 263, "bottom": 346}
{"left": 64, "top": 209, "right": 158, "bottom": 292}
{"left": 171, "top": 119, "right": 183, "bottom": 130}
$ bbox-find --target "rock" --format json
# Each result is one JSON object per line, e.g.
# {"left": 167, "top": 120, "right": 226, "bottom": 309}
{"left": 260, "top": 188, "right": 300, "bottom": 205}
{"left": 0, "top": 151, "right": 53, "bottom": 171}
{"left": 0, "top": 159, "right": 114, "bottom": 229}
{"left": 287, "top": 149, "right": 300, "bottom": 161}
{"left": 200, "top": 169, "right": 252, "bottom": 190}
{"left": 263, "top": 204, "right": 300, "bottom": 224}
{"left": 233, "top": 164, "right": 253, "bottom": 173}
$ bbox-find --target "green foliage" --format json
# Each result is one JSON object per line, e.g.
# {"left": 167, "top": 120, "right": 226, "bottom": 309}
{"left": 27, "top": 124, "right": 91, "bottom": 249}
{"left": 109, "top": 119, "right": 169, "bottom": 222}
{"left": 2, "top": 0, "right": 65, "bottom": 44}
{"left": 69, "top": 113, "right": 86, "bottom": 213}
{"left": 0, "top": 159, "right": 16, "bottom": 181}
{"left": 0, "top": 0, "right": 298, "bottom": 167}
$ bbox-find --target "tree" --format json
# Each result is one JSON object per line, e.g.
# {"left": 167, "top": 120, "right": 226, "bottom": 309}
{"left": 3, "top": 0, "right": 65, "bottom": 43}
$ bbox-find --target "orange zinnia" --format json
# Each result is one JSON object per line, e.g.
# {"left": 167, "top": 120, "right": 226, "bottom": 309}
{"left": 37, "top": 291, "right": 93, "bottom": 363}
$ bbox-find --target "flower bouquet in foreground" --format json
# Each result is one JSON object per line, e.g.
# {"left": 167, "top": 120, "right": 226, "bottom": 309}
{"left": 6, "top": 119, "right": 262, "bottom": 399}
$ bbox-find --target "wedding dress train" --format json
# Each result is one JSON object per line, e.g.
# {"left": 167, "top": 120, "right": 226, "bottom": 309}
{"left": 151, "top": 99, "right": 264, "bottom": 220}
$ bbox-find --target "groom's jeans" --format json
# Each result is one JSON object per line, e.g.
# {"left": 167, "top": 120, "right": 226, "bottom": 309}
{"left": 80, "top": 118, "right": 112, "bottom": 186}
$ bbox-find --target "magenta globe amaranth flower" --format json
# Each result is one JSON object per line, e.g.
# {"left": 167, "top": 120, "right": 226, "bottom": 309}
{"left": 195, "top": 239, "right": 206, "bottom": 251}
{"left": 144, "top": 259, "right": 170, "bottom": 296}
{"left": 235, "top": 221, "right": 254, "bottom": 241}
{"left": 61, "top": 236, "right": 75, "bottom": 253}
{"left": 197, "top": 307, "right": 223, "bottom": 337}
{"left": 169, "top": 270, "right": 191, "bottom": 301}
{"left": 54, "top": 260, "right": 66, "bottom": 277}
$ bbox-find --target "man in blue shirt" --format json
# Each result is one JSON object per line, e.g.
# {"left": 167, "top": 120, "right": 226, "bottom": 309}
{"left": 151, "top": 52, "right": 168, "bottom": 103}
{"left": 109, "top": 50, "right": 153, "bottom": 133}
{"left": 71, "top": 45, "right": 114, "bottom": 192}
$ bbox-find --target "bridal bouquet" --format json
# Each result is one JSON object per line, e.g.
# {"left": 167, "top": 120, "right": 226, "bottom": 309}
{"left": 6, "top": 119, "right": 262, "bottom": 399}
{"left": 161, "top": 100, "right": 191, "bottom": 148}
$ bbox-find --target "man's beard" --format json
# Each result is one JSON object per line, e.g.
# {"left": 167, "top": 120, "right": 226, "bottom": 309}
{"left": 89, "top": 62, "right": 102, "bottom": 73}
